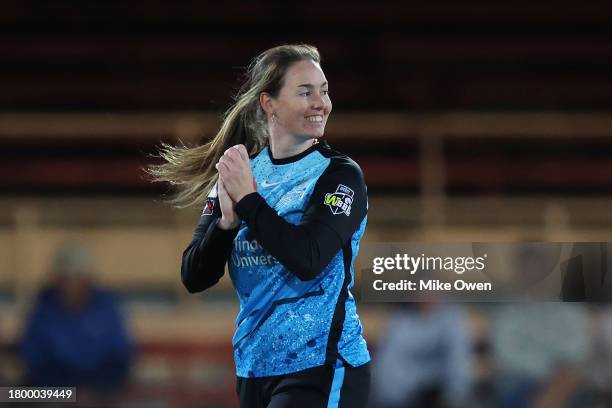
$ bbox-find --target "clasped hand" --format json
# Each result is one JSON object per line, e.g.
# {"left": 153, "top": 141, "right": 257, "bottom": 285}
{"left": 215, "top": 144, "right": 257, "bottom": 230}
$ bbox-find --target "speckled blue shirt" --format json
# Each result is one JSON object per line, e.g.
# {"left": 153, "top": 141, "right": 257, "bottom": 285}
{"left": 181, "top": 141, "right": 370, "bottom": 377}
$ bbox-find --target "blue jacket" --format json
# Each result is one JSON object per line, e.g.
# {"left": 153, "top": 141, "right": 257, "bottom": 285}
{"left": 21, "top": 287, "right": 133, "bottom": 391}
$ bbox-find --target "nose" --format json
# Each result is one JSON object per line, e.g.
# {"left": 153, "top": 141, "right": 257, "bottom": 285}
{"left": 311, "top": 93, "right": 325, "bottom": 111}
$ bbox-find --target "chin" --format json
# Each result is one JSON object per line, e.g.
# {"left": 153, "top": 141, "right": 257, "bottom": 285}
{"left": 309, "top": 128, "right": 327, "bottom": 139}
{"left": 298, "top": 132, "right": 324, "bottom": 140}
{"left": 299, "top": 124, "right": 326, "bottom": 140}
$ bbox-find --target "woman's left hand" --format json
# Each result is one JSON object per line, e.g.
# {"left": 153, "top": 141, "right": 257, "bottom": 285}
{"left": 215, "top": 144, "right": 257, "bottom": 203}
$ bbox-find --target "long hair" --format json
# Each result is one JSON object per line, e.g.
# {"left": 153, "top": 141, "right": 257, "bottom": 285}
{"left": 146, "top": 44, "right": 321, "bottom": 208}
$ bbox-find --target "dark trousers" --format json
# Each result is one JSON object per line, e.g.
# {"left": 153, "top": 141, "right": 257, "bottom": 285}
{"left": 236, "top": 360, "right": 370, "bottom": 408}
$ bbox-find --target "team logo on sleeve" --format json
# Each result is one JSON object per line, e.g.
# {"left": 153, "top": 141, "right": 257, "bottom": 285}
{"left": 202, "top": 198, "right": 215, "bottom": 215}
{"left": 324, "top": 184, "right": 354, "bottom": 216}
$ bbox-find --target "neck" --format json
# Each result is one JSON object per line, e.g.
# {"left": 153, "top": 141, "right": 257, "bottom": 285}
{"left": 268, "top": 135, "right": 316, "bottom": 160}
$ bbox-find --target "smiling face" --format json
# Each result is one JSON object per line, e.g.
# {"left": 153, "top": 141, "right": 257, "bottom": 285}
{"left": 264, "top": 59, "right": 332, "bottom": 142}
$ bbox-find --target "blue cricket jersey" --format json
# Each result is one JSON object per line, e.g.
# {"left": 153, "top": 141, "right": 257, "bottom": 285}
{"left": 181, "top": 141, "right": 370, "bottom": 377}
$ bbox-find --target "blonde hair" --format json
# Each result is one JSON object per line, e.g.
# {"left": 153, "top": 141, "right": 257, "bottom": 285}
{"left": 146, "top": 44, "right": 321, "bottom": 208}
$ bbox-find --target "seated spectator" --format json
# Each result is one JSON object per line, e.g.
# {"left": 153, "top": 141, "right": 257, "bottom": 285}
{"left": 371, "top": 303, "right": 474, "bottom": 408}
{"left": 582, "top": 305, "right": 612, "bottom": 406}
{"left": 490, "top": 303, "right": 590, "bottom": 408}
{"left": 20, "top": 243, "right": 134, "bottom": 404}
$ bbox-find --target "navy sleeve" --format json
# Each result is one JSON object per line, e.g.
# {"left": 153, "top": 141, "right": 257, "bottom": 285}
{"left": 181, "top": 183, "right": 239, "bottom": 293}
{"left": 234, "top": 159, "right": 367, "bottom": 281}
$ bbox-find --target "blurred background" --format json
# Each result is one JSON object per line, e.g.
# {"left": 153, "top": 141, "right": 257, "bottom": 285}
{"left": 1, "top": 1, "right": 612, "bottom": 407}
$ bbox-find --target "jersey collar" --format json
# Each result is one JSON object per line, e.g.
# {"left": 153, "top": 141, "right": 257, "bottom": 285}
{"left": 267, "top": 140, "right": 325, "bottom": 165}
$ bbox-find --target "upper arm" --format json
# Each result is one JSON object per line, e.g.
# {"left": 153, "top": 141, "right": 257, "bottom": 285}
{"left": 193, "top": 182, "right": 221, "bottom": 238}
{"left": 300, "top": 159, "right": 368, "bottom": 245}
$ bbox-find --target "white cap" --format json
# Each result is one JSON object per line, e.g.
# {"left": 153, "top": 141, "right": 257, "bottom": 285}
{"left": 52, "top": 243, "right": 92, "bottom": 276}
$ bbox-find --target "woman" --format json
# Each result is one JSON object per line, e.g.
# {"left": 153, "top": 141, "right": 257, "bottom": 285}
{"left": 149, "top": 44, "right": 370, "bottom": 408}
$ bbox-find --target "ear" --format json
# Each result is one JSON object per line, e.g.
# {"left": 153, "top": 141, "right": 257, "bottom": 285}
{"left": 259, "top": 92, "right": 275, "bottom": 116}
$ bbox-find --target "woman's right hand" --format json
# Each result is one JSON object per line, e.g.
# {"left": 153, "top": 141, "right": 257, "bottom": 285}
{"left": 217, "top": 178, "right": 240, "bottom": 230}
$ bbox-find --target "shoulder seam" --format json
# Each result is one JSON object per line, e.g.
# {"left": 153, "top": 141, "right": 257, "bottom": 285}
{"left": 327, "top": 155, "right": 364, "bottom": 176}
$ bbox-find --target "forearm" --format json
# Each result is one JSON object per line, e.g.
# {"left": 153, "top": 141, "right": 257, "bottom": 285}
{"left": 181, "top": 216, "right": 238, "bottom": 293}
{"left": 533, "top": 366, "right": 580, "bottom": 408}
{"left": 235, "top": 192, "right": 342, "bottom": 281}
